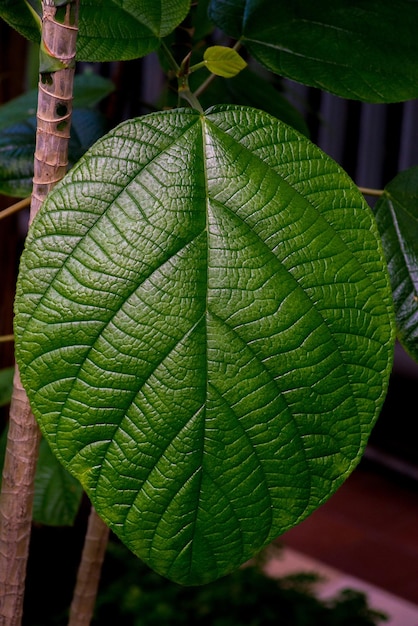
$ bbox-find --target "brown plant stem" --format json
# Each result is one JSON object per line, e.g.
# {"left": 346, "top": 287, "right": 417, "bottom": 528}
{"left": 31, "top": 0, "right": 79, "bottom": 220}
{"left": 0, "top": 2, "right": 79, "bottom": 625}
{"left": 0, "top": 197, "right": 30, "bottom": 221}
{"left": 0, "top": 335, "right": 14, "bottom": 344}
{"left": 358, "top": 186, "right": 384, "bottom": 197}
{"left": 68, "top": 507, "right": 110, "bottom": 626}
{"left": 0, "top": 370, "right": 41, "bottom": 626}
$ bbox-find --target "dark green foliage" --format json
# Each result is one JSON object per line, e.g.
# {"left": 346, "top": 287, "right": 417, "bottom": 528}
{"left": 374, "top": 166, "right": 418, "bottom": 361}
{"left": 20, "top": 533, "right": 387, "bottom": 626}
{"left": 209, "top": 0, "right": 418, "bottom": 102}
{"left": 0, "top": 0, "right": 192, "bottom": 61}
{"left": 0, "top": 367, "right": 14, "bottom": 407}
{"left": 92, "top": 539, "right": 387, "bottom": 626}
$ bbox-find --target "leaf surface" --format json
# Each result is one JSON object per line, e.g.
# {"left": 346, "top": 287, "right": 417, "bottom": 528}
{"left": 209, "top": 0, "right": 418, "bottom": 103}
{"left": 0, "top": 0, "right": 190, "bottom": 61}
{"left": 374, "top": 166, "right": 418, "bottom": 362}
{"left": 15, "top": 105, "right": 394, "bottom": 584}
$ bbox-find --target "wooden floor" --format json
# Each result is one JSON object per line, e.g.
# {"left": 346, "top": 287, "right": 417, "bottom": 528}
{"left": 281, "top": 456, "right": 418, "bottom": 606}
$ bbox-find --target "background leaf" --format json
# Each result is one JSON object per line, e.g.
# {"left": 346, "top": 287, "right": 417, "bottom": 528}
{"left": 0, "top": 0, "right": 40, "bottom": 45}
{"left": 0, "top": 73, "right": 114, "bottom": 197}
{"left": 0, "top": 73, "right": 114, "bottom": 133}
{"left": 15, "top": 105, "right": 394, "bottom": 585}
{"left": 33, "top": 438, "right": 83, "bottom": 526}
{"left": 0, "top": 108, "right": 107, "bottom": 198}
{"left": 192, "top": 0, "right": 215, "bottom": 41}
{"left": 0, "top": 117, "right": 37, "bottom": 197}
{"left": 208, "top": 0, "right": 418, "bottom": 103}
{"left": 207, "top": 0, "right": 244, "bottom": 38}
{"left": 0, "top": 0, "right": 191, "bottom": 61}
{"left": 374, "top": 166, "right": 418, "bottom": 362}
{"left": 68, "top": 72, "right": 116, "bottom": 109}
{"left": 0, "top": 424, "right": 83, "bottom": 526}
{"left": 0, "top": 367, "right": 14, "bottom": 407}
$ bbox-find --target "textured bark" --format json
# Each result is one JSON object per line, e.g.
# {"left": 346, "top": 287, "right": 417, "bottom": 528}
{"left": 31, "top": 0, "right": 79, "bottom": 219}
{"left": 68, "top": 507, "right": 110, "bottom": 626}
{"left": 0, "top": 371, "right": 41, "bottom": 626}
{"left": 0, "top": 3, "right": 79, "bottom": 625}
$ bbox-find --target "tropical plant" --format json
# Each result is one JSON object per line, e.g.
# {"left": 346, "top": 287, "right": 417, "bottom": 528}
{"left": 0, "top": 1, "right": 417, "bottom": 624}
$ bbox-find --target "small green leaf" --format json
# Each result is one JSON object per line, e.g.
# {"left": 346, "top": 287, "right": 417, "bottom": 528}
{"left": 15, "top": 106, "right": 394, "bottom": 584}
{"left": 203, "top": 46, "right": 247, "bottom": 78}
{"left": 209, "top": 0, "right": 418, "bottom": 103}
{"left": 39, "top": 39, "right": 68, "bottom": 73}
{"left": 33, "top": 438, "right": 83, "bottom": 526}
{"left": 374, "top": 166, "right": 418, "bottom": 362}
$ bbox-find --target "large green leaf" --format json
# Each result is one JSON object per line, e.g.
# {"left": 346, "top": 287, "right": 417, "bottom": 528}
{"left": 208, "top": 0, "right": 418, "bottom": 103}
{"left": 15, "top": 105, "right": 394, "bottom": 585}
{"left": 374, "top": 166, "right": 418, "bottom": 363}
{"left": 0, "top": 0, "right": 190, "bottom": 61}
